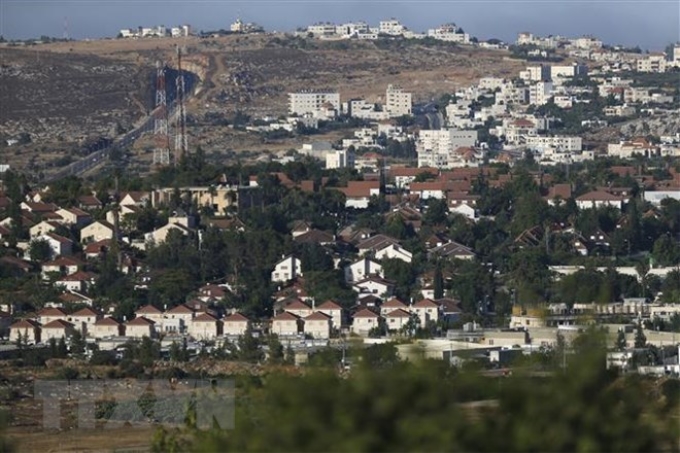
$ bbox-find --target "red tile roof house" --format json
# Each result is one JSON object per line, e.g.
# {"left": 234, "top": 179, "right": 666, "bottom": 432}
{"left": 223, "top": 313, "right": 250, "bottom": 337}
{"left": 337, "top": 181, "right": 381, "bottom": 209}
{"left": 412, "top": 299, "right": 440, "bottom": 326}
{"left": 69, "top": 307, "right": 101, "bottom": 337}
{"left": 188, "top": 313, "right": 223, "bottom": 340}
{"left": 351, "top": 309, "right": 381, "bottom": 336}
{"left": 41, "top": 256, "right": 85, "bottom": 277}
{"left": 135, "top": 305, "right": 164, "bottom": 327}
{"left": 40, "top": 232, "right": 74, "bottom": 257}
{"left": 303, "top": 311, "right": 332, "bottom": 340}
{"left": 316, "top": 300, "right": 345, "bottom": 330}
{"left": 10, "top": 319, "right": 41, "bottom": 344}
{"left": 125, "top": 316, "right": 157, "bottom": 339}
{"left": 385, "top": 308, "right": 412, "bottom": 332}
{"left": 283, "top": 299, "right": 314, "bottom": 319}
{"left": 38, "top": 307, "right": 68, "bottom": 326}
{"left": 55, "top": 271, "right": 97, "bottom": 293}
{"left": 42, "top": 319, "right": 76, "bottom": 342}
{"left": 271, "top": 311, "right": 302, "bottom": 337}
{"left": 380, "top": 297, "right": 409, "bottom": 316}
{"left": 92, "top": 317, "right": 124, "bottom": 339}
{"left": 164, "top": 304, "right": 196, "bottom": 334}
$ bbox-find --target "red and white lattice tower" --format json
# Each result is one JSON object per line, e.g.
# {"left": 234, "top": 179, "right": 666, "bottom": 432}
{"left": 174, "top": 46, "right": 188, "bottom": 165}
{"left": 152, "top": 61, "right": 170, "bottom": 165}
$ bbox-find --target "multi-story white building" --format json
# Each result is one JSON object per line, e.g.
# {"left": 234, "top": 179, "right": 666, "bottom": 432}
{"left": 529, "top": 81, "right": 553, "bottom": 106}
{"left": 379, "top": 19, "right": 407, "bottom": 35}
{"left": 417, "top": 129, "right": 478, "bottom": 168}
{"left": 523, "top": 135, "right": 582, "bottom": 152}
{"left": 478, "top": 77, "right": 506, "bottom": 91}
{"left": 271, "top": 255, "right": 303, "bottom": 283}
{"left": 550, "top": 63, "right": 588, "bottom": 81}
{"left": 569, "top": 36, "right": 603, "bottom": 50}
{"left": 326, "top": 149, "right": 355, "bottom": 169}
{"left": 385, "top": 85, "right": 412, "bottom": 116}
{"left": 289, "top": 91, "right": 340, "bottom": 116}
{"left": 307, "top": 23, "right": 337, "bottom": 37}
{"left": 336, "top": 22, "right": 369, "bottom": 37}
{"left": 520, "top": 65, "right": 551, "bottom": 82}
{"left": 427, "top": 24, "right": 469, "bottom": 43}
{"left": 636, "top": 54, "right": 667, "bottom": 73}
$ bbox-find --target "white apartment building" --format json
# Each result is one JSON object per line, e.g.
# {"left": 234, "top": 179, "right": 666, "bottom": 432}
{"left": 289, "top": 91, "right": 340, "bottom": 116}
{"left": 417, "top": 129, "right": 478, "bottom": 168}
{"left": 478, "top": 77, "right": 506, "bottom": 91}
{"left": 569, "top": 36, "right": 603, "bottom": 50}
{"left": 336, "top": 22, "right": 369, "bottom": 37}
{"left": 529, "top": 81, "right": 553, "bottom": 106}
{"left": 385, "top": 85, "right": 412, "bottom": 116}
{"left": 550, "top": 63, "right": 588, "bottom": 81}
{"left": 379, "top": 19, "right": 407, "bottom": 35}
{"left": 326, "top": 149, "right": 355, "bottom": 169}
{"left": 520, "top": 65, "right": 551, "bottom": 82}
{"left": 427, "top": 24, "right": 469, "bottom": 43}
{"left": 636, "top": 54, "right": 667, "bottom": 73}
{"left": 523, "top": 135, "right": 582, "bottom": 152}
{"left": 307, "top": 23, "right": 337, "bottom": 37}
{"left": 346, "top": 99, "right": 390, "bottom": 121}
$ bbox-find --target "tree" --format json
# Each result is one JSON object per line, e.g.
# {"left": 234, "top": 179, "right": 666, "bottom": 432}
{"left": 634, "top": 323, "right": 647, "bottom": 348}
{"left": 57, "top": 337, "right": 68, "bottom": 358}
{"left": 28, "top": 238, "right": 52, "bottom": 262}
{"left": 267, "top": 335, "right": 284, "bottom": 364}
{"left": 70, "top": 330, "right": 86, "bottom": 357}
{"left": 237, "top": 325, "right": 263, "bottom": 362}
{"left": 615, "top": 329, "right": 627, "bottom": 351}
{"left": 433, "top": 264, "right": 444, "bottom": 299}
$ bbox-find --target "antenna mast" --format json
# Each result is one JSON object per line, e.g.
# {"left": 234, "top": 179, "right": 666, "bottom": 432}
{"left": 152, "top": 60, "right": 170, "bottom": 165}
{"left": 174, "top": 46, "right": 188, "bottom": 165}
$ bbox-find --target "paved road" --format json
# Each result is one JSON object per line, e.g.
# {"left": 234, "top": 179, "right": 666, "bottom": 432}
{"left": 45, "top": 113, "right": 156, "bottom": 182}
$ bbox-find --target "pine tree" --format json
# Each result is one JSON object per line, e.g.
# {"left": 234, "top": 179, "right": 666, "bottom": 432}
{"left": 433, "top": 263, "right": 444, "bottom": 299}
{"left": 616, "top": 329, "right": 627, "bottom": 351}
{"left": 634, "top": 324, "right": 647, "bottom": 348}
{"left": 57, "top": 337, "right": 68, "bottom": 358}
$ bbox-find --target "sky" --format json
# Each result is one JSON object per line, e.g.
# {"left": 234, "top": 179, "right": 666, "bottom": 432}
{"left": 1, "top": 0, "right": 679, "bottom": 51}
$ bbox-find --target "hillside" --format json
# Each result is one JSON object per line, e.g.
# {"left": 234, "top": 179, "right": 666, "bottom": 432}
{"left": 0, "top": 35, "right": 524, "bottom": 174}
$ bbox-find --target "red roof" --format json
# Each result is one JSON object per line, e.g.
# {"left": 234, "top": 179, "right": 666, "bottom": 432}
{"left": 224, "top": 313, "right": 250, "bottom": 323}
{"left": 305, "top": 311, "right": 331, "bottom": 321}
{"left": 316, "top": 300, "right": 342, "bottom": 311}
{"left": 577, "top": 190, "right": 622, "bottom": 202}
{"left": 353, "top": 308, "right": 379, "bottom": 318}
{"left": 136, "top": 305, "right": 162, "bottom": 315}
{"left": 127, "top": 316, "right": 155, "bottom": 326}
{"left": 382, "top": 298, "right": 408, "bottom": 309}
{"left": 166, "top": 304, "right": 195, "bottom": 315}
{"left": 58, "top": 271, "right": 96, "bottom": 282}
{"left": 385, "top": 308, "right": 411, "bottom": 318}
{"left": 339, "top": 180, "right": 380, "bottom": 198}
{"left": 71, "top": 307, "right": 99, "bottom": 317}
{"left": 42, "top": 319, "right": 74, "bottom": 329}
{"left": 284, "top": 299, "right": 311, "bottom": 311}
{"left": 193, "top": 312, "right": 219, "bottom": 322}
{"left": 413, "top": 298, "right": 438, "bottom": 308}
{"left": 273, "top": 311, "right": 299, "bottom": 321}
{"left": 10, "top": 319, "right": 40, "bottom": 329}
{"left": 38, "top": 307, "right": 67, "bottom": 317}
{"left": 95, "top": 317, "right": 120, "bottom": 326}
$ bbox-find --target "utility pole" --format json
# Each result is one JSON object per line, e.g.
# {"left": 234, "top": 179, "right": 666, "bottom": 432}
{"left": 174, "top": 46, "right": 188, "bottom": 165}
{"left": 152, "top": 61, "right": 170, "bottom": 166}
